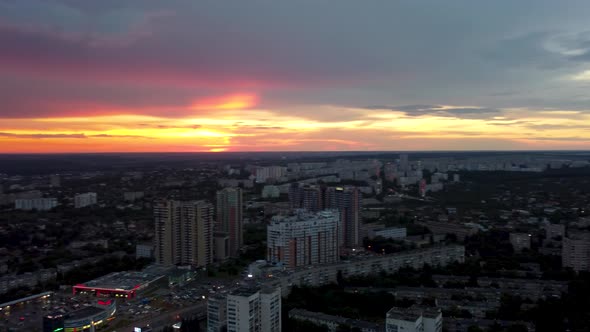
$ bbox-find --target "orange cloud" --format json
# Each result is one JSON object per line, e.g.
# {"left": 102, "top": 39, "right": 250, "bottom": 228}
{"left": 190, "top": 93, "right": 258, "bottom": 111}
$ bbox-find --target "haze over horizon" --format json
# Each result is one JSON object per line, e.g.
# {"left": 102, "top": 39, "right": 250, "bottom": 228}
{"left": 2, "top": 0, "right": 590, "bottom": 153}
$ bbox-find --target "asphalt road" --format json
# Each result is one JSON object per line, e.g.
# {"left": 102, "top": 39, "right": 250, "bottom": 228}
{"left": 114, "top": 302, "right": 207, "bottom": 332}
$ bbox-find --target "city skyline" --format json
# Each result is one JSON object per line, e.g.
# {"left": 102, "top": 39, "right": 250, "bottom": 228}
{"left": 2, "top": 1, "right": 590, "bottom": 153}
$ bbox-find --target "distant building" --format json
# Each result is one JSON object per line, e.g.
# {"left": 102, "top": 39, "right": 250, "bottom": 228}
{"left": 255, "top": 166, "right": 287, "bottom": 183}
{"left": 509, "top": 233, "right": 531, "bottom": 252}
{"left": 70, "top": 240, "right": 108, "bottom": 250}
{"left": 214, "top": 232, "right": 230, "bottom": 261}
{"left": 421, "top": 221, "right": 478, "bottom": 241}
{"left": 325, "top": 187, "right": 362, "bottom": 248}
{"left": 267, "top": 210, "right": 340, "bottom": 268}
{"left": 154, "top": 200, "right": 214, "bottom": 267}
{"left": 399, "top": 154, "right": 409, "bottom": 173}
{"left": 545, "top": 223, "right": 565, "bottom": 239}
{"left": 49, "top": 174, "right": 61, "bottom": 187}
{"left": 216, "top": 187, "right": 243, "bottom": 257}
{"left": 368, "top": 227, "right": 407, "bottom": 240}
{"left": 226, "top": 286, "right": 281, "bottom": 332}
{"left": 74, "top": 192, "right": 97, "bottom": 208}
{"left": 15, "top": 197, "right": 57, "bottom": 211}
{"left": 124, "top": 191, "right": 144, "bottom": 202}
{"left": 386, "top": 306, "right": 442, "bottom": 332}
{"left": 262, "top": 185, "right": 280, "bottom": 198}
{"left": 289, "top": 308, "right": 381, "bottom": 332}
{"left": 289, "top": 185, "right": 325, "bottom": 212}
{"left": 136, "top": 243, "right": 154, "bottom": 259}
{"left": 562, "top": 232, "right": 590, "bottom": 272}
{"left": 302, "top": 186, "right": 323, "bottom": 212}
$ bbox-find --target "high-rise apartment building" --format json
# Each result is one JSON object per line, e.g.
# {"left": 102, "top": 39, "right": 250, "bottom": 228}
{"left": 325, "top": 187, "right": 361, "bottom": 248}
{"left": 288, "top": 183, "right": 302, "bottom": 210}
{"left": 74, "top": 192, "right": 97, "bottom": 208}
{"left": 399, "top": 154, "right": 409, "bottom": 174}
{"left": 225, "top": 287, "right": 281, "bottom": 332}
{"left": 216, "top": 188, "right": 243, "bottom": 257}
{"left": 562, "top": 232, "right": 590, "bottom": 272}
{"left": 288, "top": 184, "right": 324, "bottom": 212}
{"left": 267, "top": 210, "right": 339, "bottom": 268}
{"left": 154, "top": 200, "right": 213, "bottom": 267}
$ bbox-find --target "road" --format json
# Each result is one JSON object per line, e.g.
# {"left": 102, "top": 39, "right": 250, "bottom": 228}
{"left": 114, "top": 302, "right": 207, "bottom": 332}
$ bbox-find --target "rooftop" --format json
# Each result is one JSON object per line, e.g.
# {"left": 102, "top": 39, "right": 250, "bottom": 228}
{"left": 289, "top": 308, "right": 381, "bottom": 330}
{"left": 386, "top": 307, "right": 422, "bottom": 322}
{"left": 229, "top": 287, "right": 260, "bottom": 298}
{"left": 76, "top": 264, "right": 171, "bottom": 291}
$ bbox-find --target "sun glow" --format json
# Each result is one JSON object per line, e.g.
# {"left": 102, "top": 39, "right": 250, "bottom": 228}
{"left": 190, "top": 93, "right": 259, "bottom": 111}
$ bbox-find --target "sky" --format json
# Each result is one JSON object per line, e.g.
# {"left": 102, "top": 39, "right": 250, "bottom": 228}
{"left": 1, "top": 0, "right": 590, "bottom": 153}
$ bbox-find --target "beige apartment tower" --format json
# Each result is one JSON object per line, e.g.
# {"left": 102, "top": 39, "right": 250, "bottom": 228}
{"left": 154, "top": 199, "right": 213, "bottom": 267}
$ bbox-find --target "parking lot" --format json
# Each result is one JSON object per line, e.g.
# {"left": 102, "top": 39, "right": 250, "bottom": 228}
{"left": 0, "top": 274, "right": 243, "bottom": 331}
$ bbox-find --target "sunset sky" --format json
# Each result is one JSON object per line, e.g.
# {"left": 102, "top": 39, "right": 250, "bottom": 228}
{"left": 1, "top": 0, "right": 590, "bottom": 153}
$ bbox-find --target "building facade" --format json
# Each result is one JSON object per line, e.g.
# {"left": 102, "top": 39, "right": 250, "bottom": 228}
{"left": 368, "top": 227, "right": 407, "bottom": 240}
{"left": 225, "top": 287, "right": 281, "bottom": 332}
{"left": 136, "top": 243, "right": 154, "bottom": 259}
{"left": 386, "top": 307, "right": 442, "bottom": 332}
{"left": 74, "top": 192, "right": 97, "bottom": 208}
{"left": 267, "top": 210, "right": 340, "bottom": 268}
{"left": 14, "top": 197, "right": 57, "bottom": 211}
{"left": 509, "top": 233, "right": 531, "bottom": 252}
{"left": 154, "top": 200, "right": 214, "bottom": 267}
{"left": 562, "top": 232, "right": 590, "bottom": 272}
{"left": 207, "top": 294, "right": 227, "bottom": 332}
{"left": 325, "top": 187, "right": 361, "bottom": 248}
{"left": 216, "top": 188, "right": 243, "bottom": 257}
{"left": 255, "top": 166, "right": 287, "bottom": 183}
{"left": 263, "top": 245, "right": 465, "bottom": 297}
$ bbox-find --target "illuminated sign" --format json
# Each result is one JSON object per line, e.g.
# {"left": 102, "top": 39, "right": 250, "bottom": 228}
{"left": 134, "top": 328, "right": 142, "bottom": 332}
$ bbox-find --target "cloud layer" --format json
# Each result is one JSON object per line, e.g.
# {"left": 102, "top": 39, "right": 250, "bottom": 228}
{"left": 1, "top": 0, "right": 590, "bottom": 152}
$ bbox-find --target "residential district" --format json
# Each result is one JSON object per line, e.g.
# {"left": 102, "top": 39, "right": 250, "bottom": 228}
{"left": 0, "top": 152, "right": 589, "bottom": 332}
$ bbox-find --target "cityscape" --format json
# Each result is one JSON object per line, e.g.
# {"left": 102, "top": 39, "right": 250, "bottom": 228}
{"left": 0, "top": 152, "right": 589, "bottom": 331}
{"left": 1, "top": 1, "right": 590, "bottom": 332}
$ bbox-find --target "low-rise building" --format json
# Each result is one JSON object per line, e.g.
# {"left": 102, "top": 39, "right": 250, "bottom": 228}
{"left": 123, "top": 191, "right": 144, "bottom": 202}
{"left": 289, "top": 308, "right": 381, "bottom": 332}
{"left": 262, "top": 245, "right": 465, "bottom": 297}
{"left": 386, "top": 307, "right": 442, "bottom": 332}
{"left": 368, "top": 227, "right": 407, "bottom": 240}
{"left": 510, "top": 233, "right": 532, "bottom": 251}
{"left": 14, "top": 197, "right": 57, "bottom": 211}
{"left": 74, "top": 192, "right": 97, "bottom": 208}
